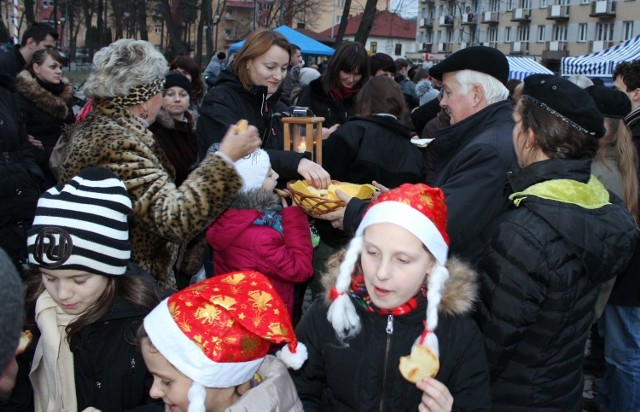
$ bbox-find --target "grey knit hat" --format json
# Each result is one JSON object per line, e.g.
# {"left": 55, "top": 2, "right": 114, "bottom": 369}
{"left": 0, "top": 248, "right": 24, "bottom": 371}
{"left": 27, "top": 168, "right": 132, "bottom": 276}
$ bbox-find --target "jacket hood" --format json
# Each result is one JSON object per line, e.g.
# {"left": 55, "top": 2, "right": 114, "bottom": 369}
{"left": 415, "top": 79, "right": 434, "bottom": 97}
{"left": 321, "top": 254, "right": 478, "bottom": 317}
{"left": 510, "top": 158, "right": 638, "bottom": 282}
{"left": 15, "top": 70, "right": 74, "bottom": 119}
{"left": 350, "top": 115, "right": 414, "bottom": 139}
{"left": 209, "top": 189, "right": 279, "bottom": 250}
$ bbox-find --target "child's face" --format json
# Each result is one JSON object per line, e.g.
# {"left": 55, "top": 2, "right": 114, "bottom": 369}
{"left": 141, "top": 338, "right": 192, "bottom": 412}
{"left": 262, "top": 168, "right": 279, "bottom": 192}
{"left": 40, "top": 268, "right": 108, "bottom": 315}
{"left": 360, "top": 223, "right": 434, "bottom": 309}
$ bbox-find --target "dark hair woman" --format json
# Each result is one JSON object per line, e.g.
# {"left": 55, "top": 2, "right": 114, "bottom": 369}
{"left": 296, "top": 41, "right": 369, "bottom": 129}
{"left": 169, "top": 55, "right": 207, "bottom": 108}
{"left": 15, "top": 48, "right": 75, "bottom": 189}
{"left": 476, "top": 74, "right": 638, "bottom": 411}
{"left": 197, "top": 28, "right": 330, "bottom": 189}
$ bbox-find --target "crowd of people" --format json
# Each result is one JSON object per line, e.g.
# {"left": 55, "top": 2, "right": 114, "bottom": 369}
{"left": 1, "top": 22, "right": 639, "bottom": 412}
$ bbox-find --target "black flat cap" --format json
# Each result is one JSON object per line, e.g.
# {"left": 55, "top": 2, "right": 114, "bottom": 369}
{"left": 586, "top": 85, "right": 632, "bottom": 119}
{"left": 370, "top": 53, "right": 396, "bottom": 75}
{"left": 428, "top": 46, "right": 509, "bottom": 85}
{"left": 522, "top": 74, "right": 605, "bottom": 138}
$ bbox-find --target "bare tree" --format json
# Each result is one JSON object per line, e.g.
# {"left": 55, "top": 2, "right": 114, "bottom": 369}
{"left": 353, "top": 0, "right": 376, "bottom": 45}
{"left": 334, "top": 0, "right": 352, "bottom": 46}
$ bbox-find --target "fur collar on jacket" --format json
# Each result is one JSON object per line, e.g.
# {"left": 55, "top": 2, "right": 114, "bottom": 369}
{"left": 322, "top": 254, "right": 478, "bottom": 316}
{"left": 229, "top": 188, "right": 279, "bottom": 211}
{"left": 15, "top": 70, "right": 74, "bottom": 119}
{"left": 153, "top": 107, "right": 197, "bottom": 131}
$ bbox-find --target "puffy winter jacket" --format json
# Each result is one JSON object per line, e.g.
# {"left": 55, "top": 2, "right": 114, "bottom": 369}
{"left": 477, "top": 158, "right": 638, "bottom": 412}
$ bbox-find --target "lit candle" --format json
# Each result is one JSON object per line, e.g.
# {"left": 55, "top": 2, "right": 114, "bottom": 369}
{"left": 297, "top": 141, "right": 307, "bottom": 153}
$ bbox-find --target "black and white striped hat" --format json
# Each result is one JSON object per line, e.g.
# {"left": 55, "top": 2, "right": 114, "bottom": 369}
{"left": 27, "top": 168, "right": 132, "bottom": 276}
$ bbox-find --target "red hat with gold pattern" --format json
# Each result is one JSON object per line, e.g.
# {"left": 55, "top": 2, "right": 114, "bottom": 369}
{"left": 143, "top": 271, "right": 307, "bottom": 407}
{"left": 326, "top": 184, "right": 450, "bottom": 359}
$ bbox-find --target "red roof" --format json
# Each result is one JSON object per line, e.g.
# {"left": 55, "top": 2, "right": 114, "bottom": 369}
{"left": 321, "top": 10, "right": 416, "bottom": 40}
{"left": 226, "top": 1, "right": 255, "bottom": 8}
{"left": 295, "top": 27, "right": 335, "bottom": 44}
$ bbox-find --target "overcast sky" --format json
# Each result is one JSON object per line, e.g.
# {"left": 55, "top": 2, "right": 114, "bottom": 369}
{"left": 391, "top": 0, "right": 418, "bottom": 18}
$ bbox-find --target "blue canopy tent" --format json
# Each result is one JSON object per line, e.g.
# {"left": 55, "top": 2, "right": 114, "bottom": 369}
{"left": 229, "top": 26, "right": 335, "bottom": 56}
{"left": 507, "top": 56, "right": 553, "bottom": 81}
{"left": 561, "top": 35, "right": 640, "bottom": 77}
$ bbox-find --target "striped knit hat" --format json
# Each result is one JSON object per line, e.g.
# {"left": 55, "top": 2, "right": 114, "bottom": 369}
{"left": 27, "top": 168, "right": 132, "bottom": 276}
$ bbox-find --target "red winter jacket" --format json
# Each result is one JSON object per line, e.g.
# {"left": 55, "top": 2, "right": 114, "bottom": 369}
{"left": 206, "top": 190, "right": 313, "bottom": 318}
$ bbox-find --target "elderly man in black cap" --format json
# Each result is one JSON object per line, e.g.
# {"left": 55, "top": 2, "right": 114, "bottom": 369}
{"left": 320, "top": 46, "right": 517, "bottom": 267}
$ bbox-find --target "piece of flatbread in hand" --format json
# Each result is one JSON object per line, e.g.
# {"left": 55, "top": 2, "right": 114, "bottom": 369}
{"left": 235, "top": 119, "right": 249, "bottom": 133}
{"left": 399, "top": 344, "right": 440, "bottom": 383}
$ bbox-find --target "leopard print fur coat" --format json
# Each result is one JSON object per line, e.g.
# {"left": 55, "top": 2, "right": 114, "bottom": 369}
{"left": 58, "top": 99, "right": 241, "bottom": 290}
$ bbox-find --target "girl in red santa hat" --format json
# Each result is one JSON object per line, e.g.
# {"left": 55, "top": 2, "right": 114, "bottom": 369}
{"left": 291, "top": 183, "right": 491, "bottom": 411}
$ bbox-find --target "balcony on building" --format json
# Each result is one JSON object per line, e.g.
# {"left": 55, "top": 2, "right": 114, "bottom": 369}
{"left": 589, "top": 0, "right": 616, "bottom": 18}
{"left": 542, "top": 40, "right": 569, "bottom": 60}
{"left": 511, "top": 41, "right": 530, "bottom": 55}
{"left": 481, "top": 11, "right": 499, "bottom": 24}
{"left": 461, "top": 13, "right": 476, "bottom": 25}
{"left": 547, "top": 4, "right": 569, "bottom": 19}
{"left": 420, "top": 17, "right": 433, "bottom": 28}
{"left": 591, "top": 40, "right": 613, "bottom": 52}
{"left": 421, "top": 42, "right": 433, "bottom": 53}
{"left": 482, "top": 41, "right": 498, "bottom": 48}
{"left": 511, "top": 8, "right": 531, "bottom": 22}
{"left": 439, "top": 15, "right": 454, "bottom": 26}
{"left": 437, "top": 42, "right": 452, "bottom": 52}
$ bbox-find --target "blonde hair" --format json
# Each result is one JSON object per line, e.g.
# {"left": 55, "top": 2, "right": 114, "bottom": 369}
{"left": 83, "top": 39, "right": 167, "bottom": 99}
{"left": 455, "top": 69, "right": 509, "bottom": 104}
{"left": 597, "top": 118, "right": 639, "bottom": 220}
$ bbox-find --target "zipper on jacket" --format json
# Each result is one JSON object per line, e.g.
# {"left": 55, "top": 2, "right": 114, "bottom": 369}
{"left": 379, "top": 314, "right": 394, "bottom": 412}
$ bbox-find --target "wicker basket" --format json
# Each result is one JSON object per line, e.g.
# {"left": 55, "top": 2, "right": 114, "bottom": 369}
{"left": 287, "top": 180, "right": 376, "bottom": 218}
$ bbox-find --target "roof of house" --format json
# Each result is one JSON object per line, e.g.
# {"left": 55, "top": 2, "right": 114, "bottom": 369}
{"left": 321, "top": 10, "right": 417, "bottom": 40}
{"left": 295, "top": 27, "right": 335, "bottom": 45}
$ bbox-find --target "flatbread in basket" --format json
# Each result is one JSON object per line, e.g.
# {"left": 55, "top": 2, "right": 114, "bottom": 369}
{"left": 287, "top": 180, "right": 377, "bottom": 217}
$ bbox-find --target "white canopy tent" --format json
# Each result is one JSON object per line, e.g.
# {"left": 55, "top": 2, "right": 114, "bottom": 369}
{"left": 561, "top": 35, "right": 640, "bottom": 77}
{"left": 507, "top": 56, "right": 554, "bottom": 80}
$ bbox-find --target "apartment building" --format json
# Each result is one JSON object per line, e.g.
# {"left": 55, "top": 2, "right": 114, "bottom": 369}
{"left": 417, "top": 0, "right": 640, "bottom": 71}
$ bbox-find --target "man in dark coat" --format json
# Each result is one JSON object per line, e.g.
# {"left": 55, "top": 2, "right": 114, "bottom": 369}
{"left": 333, "top": 46, "right": 518, "bottom": 267}
{"left": 0, "top": 23, "right": 57, "bottom": 80}
{"left": 0, "top": 72, "right": 43, "bottom": 272}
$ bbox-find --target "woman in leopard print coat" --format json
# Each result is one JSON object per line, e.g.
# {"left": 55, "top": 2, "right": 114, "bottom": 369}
{"left": 58, "top": 39, "right": 260, "bottom": 290}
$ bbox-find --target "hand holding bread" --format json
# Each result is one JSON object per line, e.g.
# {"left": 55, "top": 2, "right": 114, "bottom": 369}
{"left": 218, "top": 119, "right": 261, "bottom": 162}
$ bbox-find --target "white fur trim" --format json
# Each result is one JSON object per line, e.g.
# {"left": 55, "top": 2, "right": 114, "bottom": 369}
{"left": 144, "top": 299, "right": 264, "bottom": 388}
{"left": 187, "top": 382, "right": 206, "bottom": 412}
{"left": 276, "top": 342, "right": 308, "bottom": 369}
{"left": 356, "top": 201, "right": 448, "bottom": 265}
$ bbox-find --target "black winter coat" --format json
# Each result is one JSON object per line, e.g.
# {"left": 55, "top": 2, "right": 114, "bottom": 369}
{"left": 15, "top": 70, "right": 75, "bottom": 183}
{"left": 319, "top": 115, "right": 428, "bottom": 248}
{"left": 296, "top": 77, "right": 357, "bottom": 128}
{"left": 292, "top": 258, "right": 491, "bottom": 412}
{"left": 0, "top": 72, "right": 42, "bottom": 269}
{"left": 476, "top": 158, "right": 638, "bottom": 412}
{"left": 196, "top": 68, "right": 307, "bottom": 181}
{"left": 342, "top": 101, "right": 517, "bottom": 265}
{"left": 0, "top": 47, "right": 27, "bottom": 79}
{"left": 3, "top": 294, "right": 163, "bottom": 412}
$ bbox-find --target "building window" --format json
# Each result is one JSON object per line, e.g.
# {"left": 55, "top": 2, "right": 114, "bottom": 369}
{"left": 539, "top": 0, "right": 547, "bottom": 8}
{"left": 505, "top": 26, "right": 512, "bottom": 42}
{"left": 338, "top": 0, "right": 345, "bottom": 7}
{"left": 488, "top": 27, "right": 498, "bottom": 43}
{"left": 436, "top": 30, "right": 442, "bottom": 43}
{"left": 370, "top": 41, "right": 377, "bottom": 53}
{"left": 552, "top": 24, "right": 567, "bottom": 41}
{"left": 578, "top": 23, "right": 588, "bottom": 42}
{"left": 517, "top": 25, "right": 530, "bottom": 41}
{"left": 623, "top": 21, "right": 634, "bottom": 41}
{"left": 490, "top": 0, "right": 500, "bottom": 11}
{"left": 336, "top": 15, "right": 341, "bottom": 23}
{"left": 537, "top": 25, "right": 546, "bottom": 42}
{"left": 580, "top": 0, "right": 589, "bottom": 4}
{"left": 558, "top": 0, "right": 570, "bottom": 5}
{"left": 446, "top": 29, "right": 453, "bottom": 42}
{"left": 596, "top": 22, "right": 614, "bottom": 41}
{"left": 520, "top": 0, "right": 532, "bottom": 9}
{"left": 506, "top": 0, "right": 515, "bottom": 10}
{"left": 395, "top": 44, "right": 402, "bottom": 56}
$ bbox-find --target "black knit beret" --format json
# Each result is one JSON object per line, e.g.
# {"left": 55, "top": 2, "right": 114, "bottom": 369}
{"left": 586, "top": 85, "right": 632, "bottom": 119}
{"left": 428, "top": 46, "right": 509, "bottom": 85}
{"left": 164, "top": 72, "right": 192, "bottom": 94}
{"left": 522, "top": 74, "right": 605, "bottom": 138}
{"left": 369, "top": 53, "right": 396, "bottom": 75}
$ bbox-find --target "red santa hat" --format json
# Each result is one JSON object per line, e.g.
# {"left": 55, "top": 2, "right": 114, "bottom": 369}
{"left": 144, "top": 271, "right": 306, "bottom": 412}
{"left": 326, "top": 183, "right": 450, "bottom": 357}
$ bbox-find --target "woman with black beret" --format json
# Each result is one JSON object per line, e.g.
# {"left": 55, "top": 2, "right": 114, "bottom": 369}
{"left": 475, "top": 74, "right": 638, "bottom": 411}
